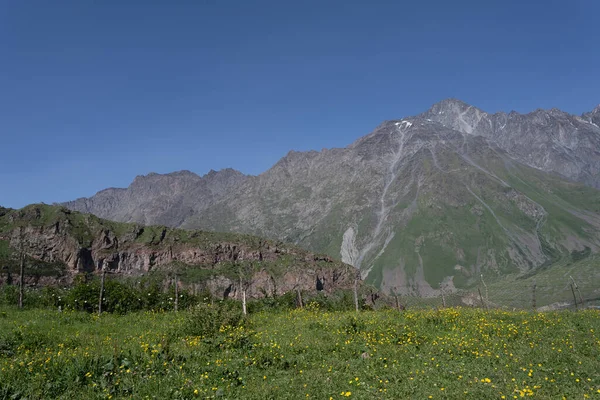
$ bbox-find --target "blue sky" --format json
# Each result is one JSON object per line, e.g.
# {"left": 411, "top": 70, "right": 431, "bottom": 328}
{"left": 1, "top": 0, "right": 599, "bottom": 209}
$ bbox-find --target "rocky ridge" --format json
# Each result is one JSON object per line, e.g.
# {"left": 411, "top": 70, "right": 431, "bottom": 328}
{"left": 0, "top": 204, "right": 356, "bottom": 299}
{"left": 63, "top": 168, "right": 248, "bottom": 227}
{"left": 421, "top": 99, "right": 600, "bottom": 189}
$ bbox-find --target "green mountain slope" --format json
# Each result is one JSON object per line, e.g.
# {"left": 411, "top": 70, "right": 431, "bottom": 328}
{"left": 362, "top": 139, "right": 600, "bottom": 295}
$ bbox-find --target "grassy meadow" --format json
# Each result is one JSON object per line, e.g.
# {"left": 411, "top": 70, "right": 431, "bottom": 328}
{"left": 1, "top": 305, "right": 600, "bottom": 399}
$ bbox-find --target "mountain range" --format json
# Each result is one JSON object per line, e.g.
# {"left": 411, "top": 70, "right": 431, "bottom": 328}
{"left": 64, "top": 99, "right": 600, "bottom": 295}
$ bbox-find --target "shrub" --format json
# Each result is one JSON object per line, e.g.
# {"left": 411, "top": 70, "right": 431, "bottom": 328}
{"left": 175, "top": 300, "right": 244, "bottom": 338}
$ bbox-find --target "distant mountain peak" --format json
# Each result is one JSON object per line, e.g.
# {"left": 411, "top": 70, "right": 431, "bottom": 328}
{"left": 581, "top": 105, "right": 600, "bottom": 129}
{"left": 166, "top": 170, "right": 199, "bottom": 177}
{"left": 421, "top": 98, "right": 486, "bottom": 134}
{"left": 204, "top": 168, "right": 246, "bottom": 178}
{"left": 431, "top": 98, "right": 474, "bottom": 109}
{"left": 424, "top": 98, "right": 487, "bottom": 116}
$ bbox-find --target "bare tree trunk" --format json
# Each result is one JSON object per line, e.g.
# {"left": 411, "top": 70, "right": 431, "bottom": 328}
{"left": 532, "top": 280, "right": 537, "bottom": 311}
{"left": 242, "top": 289, "right": 247, "bottom": 315}
{"left": 440, "top": 284, "right": 446, "bottom": 308}
{"left": 570, "top": 283, "right": 579, "bottom": 311}
{"left": 296, "top": 288, "right": 303, "bottom": 309}
{"left": 570, "top": 276, "right": 585, "bottom": 309}
{"left": 478, "top": 287, "right": 486, "bottom": 309}
{"left": 480, "top": 274, "right": 489, "bottom": 305}
{"left": 294, "top": 275, "right": 303, "bottom": 309}
{"left": 18, "top": 251, "right": 24, "bottom": 309}
{"left": 240, "top": 276, "right": 247, "bottom": 315}
{"left": 174, "top": 275, "right": 179, "bottom": 312}
{"left": 353, "top": 270, "right": 359, "bottom": 312}
{"left": 98, "top": 267, "right": 106, "bottom": 315}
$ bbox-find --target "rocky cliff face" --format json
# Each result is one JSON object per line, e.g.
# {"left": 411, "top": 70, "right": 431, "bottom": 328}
{"left": 63, "top": 100, "right": 600, "bottom": 295}
{"left": 0, "top": 205, "right": 356, "bottom": 298}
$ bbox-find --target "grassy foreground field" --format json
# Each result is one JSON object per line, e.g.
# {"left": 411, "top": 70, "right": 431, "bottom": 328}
{"left": 1, "top": 306, "right": 600, "bottom": 399}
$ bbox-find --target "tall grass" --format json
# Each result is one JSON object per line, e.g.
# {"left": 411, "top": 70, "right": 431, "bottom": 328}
{"left": 1, "top": 305, "right": 600, "bottom": 399}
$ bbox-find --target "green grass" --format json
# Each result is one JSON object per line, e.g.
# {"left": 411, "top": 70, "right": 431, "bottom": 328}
{"left": 477, "top": 255, "right": 600, "bottom": 309}
{"left": 1, "top": 306, "right": 600, "bottom": 399}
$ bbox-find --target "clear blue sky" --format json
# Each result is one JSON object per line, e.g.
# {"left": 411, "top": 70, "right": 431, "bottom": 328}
{"left": 1, "top": 0, "right": 599, "bottom": 209}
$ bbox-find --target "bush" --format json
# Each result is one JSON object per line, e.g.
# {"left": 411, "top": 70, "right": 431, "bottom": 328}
{"left": 0, "top": 285, "right": 18, "bottom": 306}
{"left": 176, "top": 300, "right": 244, "bottom": 338}
{"left": 0, "top": 285, "right": 48, "bottom": 308}
{"left": 64, "top": 279, "right": 144, "bottom": 314}
{"left": 303, "top": 290, "right": 360, "bottom": 312}
{"left": 247, "top": 291, "right": 297, "bottom": 313}
{"left": 64, "top": 280, "right": 100, "bottom": 313}
{"left": 102, "top": 280, "right": 144, "bottom": 314}
{"left": 0, "top": 276, "right": 205, "bottom": 314}
{"left": 40, "top": 286, "right": 65, "bottom": 308}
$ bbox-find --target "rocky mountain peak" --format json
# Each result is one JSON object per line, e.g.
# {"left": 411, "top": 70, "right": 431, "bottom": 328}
{"left": 166, "top": 170, "right": 199, "bottom": 177}
{"left": 204, "top": 168, "right": 246, "bottom": 180}
{"left": 582, "top": 105, "right": 600, "bottom": 128}
{"left": 421, "top": 98, "right": 488, "bottom": 134}
{"left": 428, "top": 98, "right": 475, "bottom": 113}
{"left": 585, "top": 104, "right": 600, "bottom": 118}
{"left": 548, "top": 108, "right": 569, "bottom": 117}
